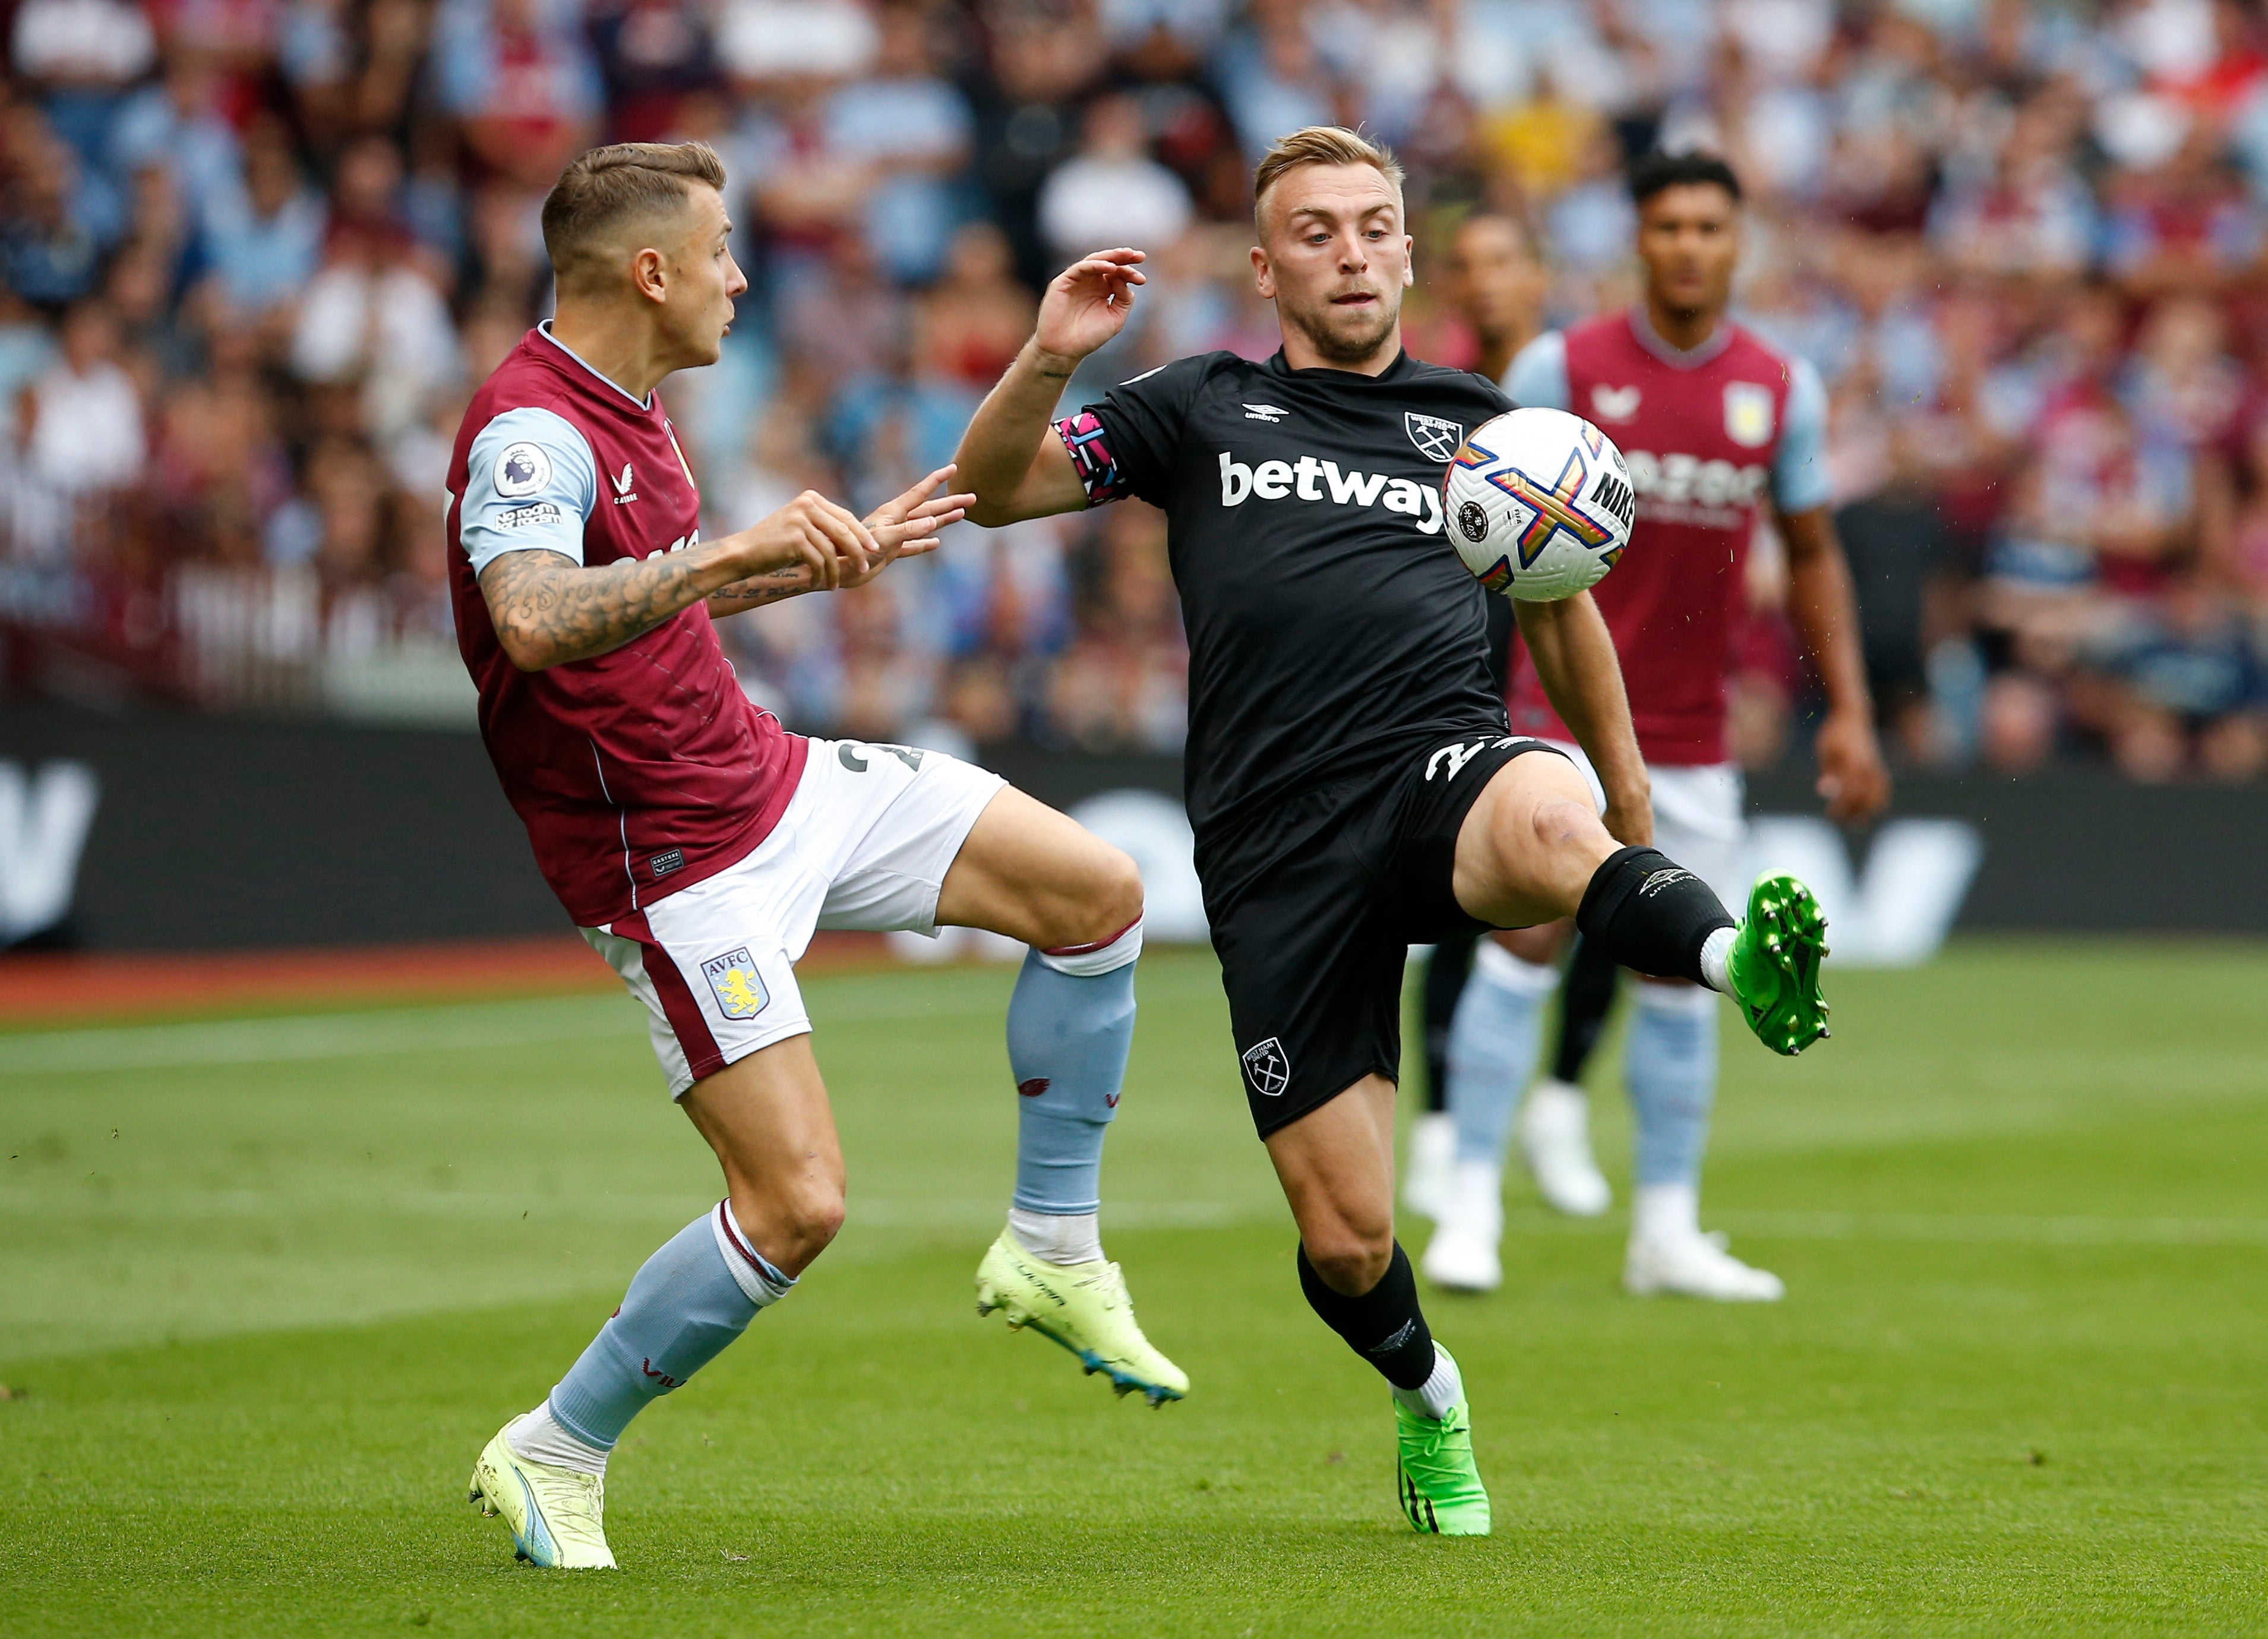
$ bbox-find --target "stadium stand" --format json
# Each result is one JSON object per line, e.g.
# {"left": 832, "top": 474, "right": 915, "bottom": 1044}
{"left": 2, "top": 0, "right": 2265, "bottom": 779}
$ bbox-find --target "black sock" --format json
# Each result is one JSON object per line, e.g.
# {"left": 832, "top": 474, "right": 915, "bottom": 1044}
{"left": 1550, "top": 932, "right": 1621, "bottom": 1085}
{"left": 1421, "top": 933, "right": 1479, "bottom": 1114}
{"left": 1575, "top": 846, "right": 1735, "bottom": 986}
{"left": 1297, "top": 1242, "right": 1437, "bottom": 1391}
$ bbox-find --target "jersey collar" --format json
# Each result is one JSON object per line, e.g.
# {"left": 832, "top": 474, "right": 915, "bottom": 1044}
{"left": 1626, "top": 307, "right": 1733, "bottom": 371}
{"left": 535, "top": 321, "right": 656, "bottom": 411}
{"left": 1265, "top": 348, "right": 1418, "bottom": 383}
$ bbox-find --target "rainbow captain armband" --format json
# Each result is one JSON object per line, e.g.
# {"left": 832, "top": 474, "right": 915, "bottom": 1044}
{"left": 1053, "top": 412, "right": 1130, "bottom": 506}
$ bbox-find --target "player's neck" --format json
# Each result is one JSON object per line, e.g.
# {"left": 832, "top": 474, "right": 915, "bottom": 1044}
{"left": 1279, "top": 321, "right": 1403, "bottom": 377}
{"left": 1640, "top": 294, "right": 1722, "bottom": 357}
{"left": 546, "top": 305, "right": 675, "bottom": 404}
{"left": 1474, "top": 320, "right": 1536, "bottom": 387}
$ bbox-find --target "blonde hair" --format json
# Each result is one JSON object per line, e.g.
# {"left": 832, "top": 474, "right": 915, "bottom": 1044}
{"left": 542, "top": 142, "right": 728, "bottom": 292}
{"left": 1252, "top": 126, "right": 1406, "bottom": 237}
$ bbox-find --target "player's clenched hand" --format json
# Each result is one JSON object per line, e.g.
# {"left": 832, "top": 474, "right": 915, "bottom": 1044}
{"left": 1815, "top": 708, "right": 1891, "bottom": 824}
{"left": 1033, "top": 248, "right": 1146, "bottom": 372}
{"left": 722, "top": 490, "right": 876, "bottom": 592}
{"left": 845, "top": 464, "right": 974, "bottom": 587}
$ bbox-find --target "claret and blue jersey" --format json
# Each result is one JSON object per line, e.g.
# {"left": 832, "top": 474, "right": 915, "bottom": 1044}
{"left": 1502, "top": 308, "right": 1831, "bottom": 767}
{"left": 445, "top": 323, "right": 806, "bottom": 928}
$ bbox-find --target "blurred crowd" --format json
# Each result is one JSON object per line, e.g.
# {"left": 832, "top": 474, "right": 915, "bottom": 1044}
{"left": 5, "top": 0, "right": 2268, "bottom": 774}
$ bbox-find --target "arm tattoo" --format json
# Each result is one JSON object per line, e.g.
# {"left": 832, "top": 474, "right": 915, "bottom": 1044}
{"left": 477, "top": 548, "right": 712, "bottom": 669}
{"left": 706, "top": 566, "right": 813, "bottom": 615}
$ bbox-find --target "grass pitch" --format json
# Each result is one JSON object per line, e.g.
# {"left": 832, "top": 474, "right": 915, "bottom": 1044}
{"left": 3, "top": 941, "right": 2265, "bottom": 1636}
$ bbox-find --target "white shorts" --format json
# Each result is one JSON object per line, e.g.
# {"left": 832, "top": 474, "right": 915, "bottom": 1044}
{"left": 1543, "top": 740, "right": 1747, "bottom": 908}
{"left": 580, "top": 739, "right": 1007, "bottom": 1097}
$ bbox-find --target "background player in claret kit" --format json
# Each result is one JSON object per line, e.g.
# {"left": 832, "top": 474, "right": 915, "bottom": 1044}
{"left": 1421, "top": 152, "right": 1891, "bottom": 1303}
{"left": 955, "top": 125, "right": 1833, "bottom": 1538}
{"left": 1404, "top": 211, "right": 1550, "bottom": 1222}
{"left": 447, "top": 143, "right": 1186, "bottom": 1572}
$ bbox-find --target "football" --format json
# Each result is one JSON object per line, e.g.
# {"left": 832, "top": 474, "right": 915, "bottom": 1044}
{"left": 1443, "top": 408, "right": 1637, "bottom": 602}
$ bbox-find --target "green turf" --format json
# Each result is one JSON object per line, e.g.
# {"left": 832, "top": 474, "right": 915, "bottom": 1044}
{"left": 4, "top": 941, "right": 2265, "bottom": 1636}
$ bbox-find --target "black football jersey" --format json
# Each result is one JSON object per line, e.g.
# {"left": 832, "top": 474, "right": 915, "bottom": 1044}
{"left": 1076, "top": 349, "right": 1515, "bottom": 859}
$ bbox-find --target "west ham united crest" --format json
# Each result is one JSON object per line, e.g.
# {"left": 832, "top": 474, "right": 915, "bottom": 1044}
{"left": 702, "top": 947, "right": 768, "bottom": 1020}
{"left": 1404, "top": 412, "right": 1463, "bottom": 463}
{"left": 1241, "top": 1037, "right": 1291, "bottom": 1098}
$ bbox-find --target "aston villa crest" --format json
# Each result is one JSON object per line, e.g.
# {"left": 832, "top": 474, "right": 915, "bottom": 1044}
{"left": 1723, "top": 383, "right": 1776, "bottom": 449}
{"left": 702, "top": 948, "right": 769, "bottom": 1021}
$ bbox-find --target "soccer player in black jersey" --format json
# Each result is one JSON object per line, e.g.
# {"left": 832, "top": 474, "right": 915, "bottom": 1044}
{"left": 954, "top": 125, "right": 1830, "bottom": 1536}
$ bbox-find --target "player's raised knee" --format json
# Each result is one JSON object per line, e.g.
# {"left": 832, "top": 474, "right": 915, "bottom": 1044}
{"left": 1528, "top": 794, "right": 1608, "bottom": 854}
{"left": 734, "top": 1177, "right": 845, "bottom": 1275}
{"left": 1046, "top": 841, "right": 1143, "bottom": 952}
{"left": 1301, "top": 1212, "right": 1395, "bottom": 1296}
{"left": 1092, "top": 844, "right": 1144, "bottom": 937}
{"left": 1303, "top": 1236, "right": 1393, "bottom": 1297}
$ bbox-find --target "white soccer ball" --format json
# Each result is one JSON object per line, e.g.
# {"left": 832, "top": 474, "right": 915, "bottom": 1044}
{"left": 1443, "top": 408, "right": 1637, "bottom": 602}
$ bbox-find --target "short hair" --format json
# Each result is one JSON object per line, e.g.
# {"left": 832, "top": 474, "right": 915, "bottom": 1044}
{"left": 1628, "top": 149, "right": 1743, "bottom": 207}
{"left": 1252, "top": 125, "right": 1406, "bottom": 237}
{"left": 542, "top": 142, "right": 727, "bottom": 290}
{"left": 1452, "top": 208, "right": 1539, "bottom": 259}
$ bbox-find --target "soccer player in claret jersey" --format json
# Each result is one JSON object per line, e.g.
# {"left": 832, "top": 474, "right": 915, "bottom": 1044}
{"left": 1402, "top": 210, "right": 1549, "bottom": 1223}
{"left": 1421, "top": 151, "right": 1891, "bottom": 1302}
{"left": 446, "top": 143, "right": 1184, "bottom": 1571}
{"left": 954, "top": 125, "right": 1834, "bottom": 1536}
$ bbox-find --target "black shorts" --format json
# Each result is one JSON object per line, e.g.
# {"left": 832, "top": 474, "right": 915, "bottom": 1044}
{"left": 1204, "top": 734, "right": 1565, "bottom": 1138}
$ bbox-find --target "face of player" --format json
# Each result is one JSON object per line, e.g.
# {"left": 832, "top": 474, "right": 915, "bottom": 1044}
{"left": 1634, "top": 182, "right": 1741, "bottom": 324}
{"left": 651, "top": 184, "right": 748, "bottom": 371}
{"left": 1445, "top": 216, "right": 1546, "bottom": 340}
{"left": 1252, "top": 163, "right": 1413, "bottom": 371}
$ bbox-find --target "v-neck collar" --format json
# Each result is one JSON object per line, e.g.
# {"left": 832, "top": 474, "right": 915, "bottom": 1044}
{"left": 536, "top": 321, "right": 655, "bottom": 410}
{"left": 1627, "top": 307, "right": 1732, "bottom": 371}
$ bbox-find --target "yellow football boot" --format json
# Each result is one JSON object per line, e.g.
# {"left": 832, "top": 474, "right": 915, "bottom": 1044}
{"left": 467, "top": 1416, "right": 617, "bottom": 1569}
{"left": 974, "top": 1229, "right": 1188, "bottom": 1406}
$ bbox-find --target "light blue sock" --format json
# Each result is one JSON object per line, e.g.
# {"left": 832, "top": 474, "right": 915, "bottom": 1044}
{"left": 1006, "top": 937, "right": 1136, "bottom": 1216}
{"left": 1448, "top": 942, "right": 1560, "bottom": 1166}
{"left": 1626, "top": 983, "right": 1720, "bottom": 1187}
{"left": 547, "top": 1202, "right": 792, "bottom": 1450}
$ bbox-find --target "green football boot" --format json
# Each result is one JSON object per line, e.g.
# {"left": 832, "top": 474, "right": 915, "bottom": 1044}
{"left": 1726, "top": 872, "right": 1832, "bottom": 1056}
{"left": 974, "top": 1229, "right": 1189, "bottom": 1406}
{"left": 1395, "top": 1351, "right": 1490, "bottom": 1536}
{"left": 468, "top": 1417, "right": 617, "bottom": 1569}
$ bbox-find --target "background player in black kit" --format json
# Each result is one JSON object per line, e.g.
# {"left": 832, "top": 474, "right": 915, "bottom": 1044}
{"left": 955, "top": 125, "right": 1831, "bottom": 1536}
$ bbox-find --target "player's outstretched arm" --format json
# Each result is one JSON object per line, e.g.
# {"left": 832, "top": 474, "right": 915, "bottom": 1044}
{"left": 706, "top": 466, "right": 974, "bottom": 617}
{"left": 1777, "top": 505, "right": 1890, "bottom": 823}
{"left": 1513, "top": 593, "right": 1653, "bottom": 847}
{"left": 957, "top": 248, "right": 1145, "bottom": 526}
{"left": 481, "top": 491, "right": 890, "bottom": 670}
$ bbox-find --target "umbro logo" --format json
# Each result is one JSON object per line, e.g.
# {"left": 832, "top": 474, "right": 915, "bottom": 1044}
{"left": 611, "top": 462, "right": 637, "bottom": 504}
{"left": 1368, "top": 1319, "right": 1418, "bottom": 1354}
{"left": 1243, "top": 403, "right": 1289, "bottom": 423}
